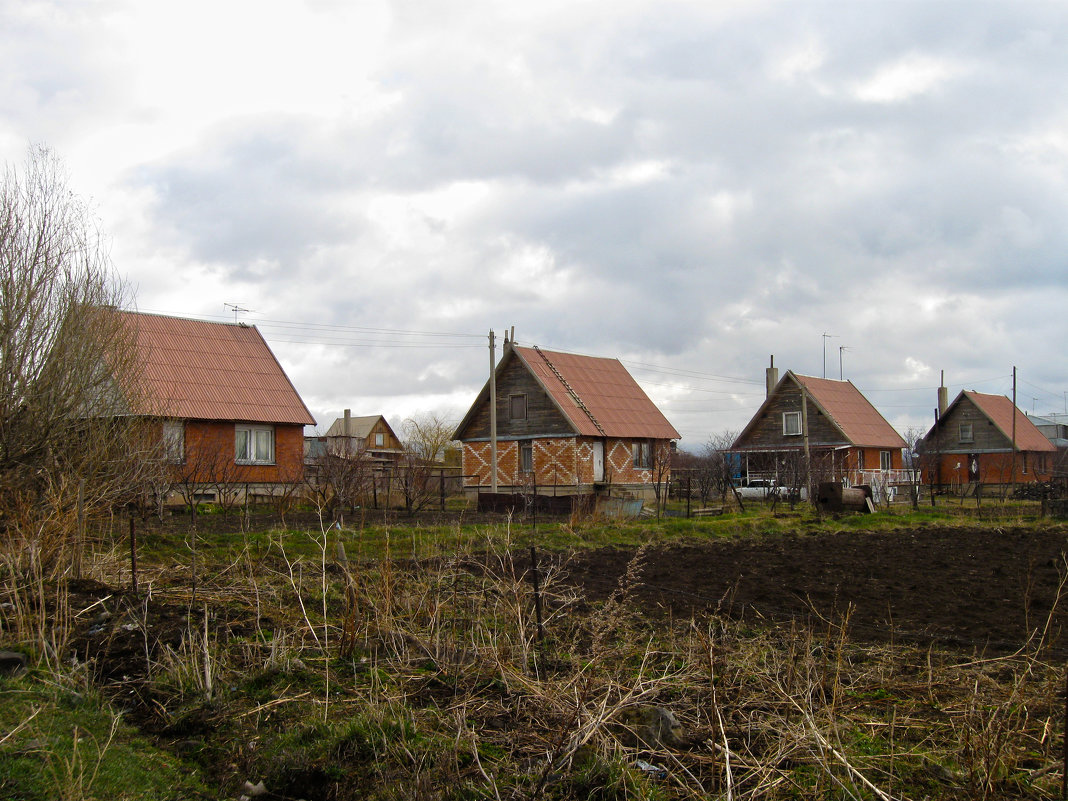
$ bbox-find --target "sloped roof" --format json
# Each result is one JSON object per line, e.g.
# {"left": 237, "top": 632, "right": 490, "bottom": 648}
{"left": 453, "top": 343, "right": 680, "bottom": 441}
{"left": 116, "top": 310, "right": 315, "bottom": 425}
{"left": 955, "top": 390, "right": 1055, "bottom": 452}
{"left": 511, "top": 345, "right": 679, "bottom": 439}
{"left": 792, "top": 373, "right": 906, "bottom": 448}
{"left": 324, "top": 414, "right": 398, "bottom": 441}
{"left": 733, "top": 371, "right": 905, "bottom": 450}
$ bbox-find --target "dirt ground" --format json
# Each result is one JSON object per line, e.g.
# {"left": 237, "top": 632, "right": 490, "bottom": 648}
{"left": 565, "top": 525, "right": 1068, "bottom": 658}
{"left": 62, "top": 523, "right": 1068, "bottom": 708}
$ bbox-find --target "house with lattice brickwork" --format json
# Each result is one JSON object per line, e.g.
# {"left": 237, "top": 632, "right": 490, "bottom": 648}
{"left": 453, "top": 340, "right": 680, "bottom": 500}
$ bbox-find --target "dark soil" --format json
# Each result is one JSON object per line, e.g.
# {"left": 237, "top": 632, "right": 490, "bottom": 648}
{"left": 565, "top": 525, "right": 1068, "bottom": 658}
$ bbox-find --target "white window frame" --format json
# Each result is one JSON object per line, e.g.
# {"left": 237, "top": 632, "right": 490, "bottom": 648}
{"left": 520, "top": 442, "right": 533, "bottom": 472}
{"left": 163, "top": 419, "right": 185, "bottom": 464}
{"left": 783, "top": 411, "right": 802, "bottom": 436}
{"left": 235, "top": 424, "right": 275, "bottom": 465}
{"left": 958, "top": 422, "right": 973, "bottom": 443}
{"left": 374, "top": 432, "right": 384, "bottom": 447}
{"left": 879, "top": 450, "right": 892, "bottom": 471}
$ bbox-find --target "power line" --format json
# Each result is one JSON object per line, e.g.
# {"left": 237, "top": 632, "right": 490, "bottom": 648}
{"left": 137, "top": 307, "right": 484, "bottom": 340}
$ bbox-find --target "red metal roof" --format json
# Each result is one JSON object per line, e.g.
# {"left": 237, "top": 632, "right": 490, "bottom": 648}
{"left": 792, "top": 373, "right": 906, "bottom": 448}
{"left": 960, "top": 391, "right": 1055, "bottom": 452}
{"left": 513, "top": 345, "right": 680, "bottom": 439}
{"left": 115, "top": 311, "right": 315, "bottom": 425}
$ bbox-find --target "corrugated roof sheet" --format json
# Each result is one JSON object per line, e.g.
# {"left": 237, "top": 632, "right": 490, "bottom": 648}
{"left": 116, "top": 310, "right": 315, "bottom": 425}
{"left": 792, "top": 373, "right": 906, "bottom": 448}
{"left": 513, "top": 346, "right": 681, "bottom": 439}
{"left": 962, "top": 390, "right": 1055, "bottom": 452}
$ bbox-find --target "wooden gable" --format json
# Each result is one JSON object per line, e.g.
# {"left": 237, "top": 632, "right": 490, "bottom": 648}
{"left": 733, "top": 373, "right": 850, "bottom": 451}
{"left": 924, "top": 392, "right": 1053, "bottom": 455}
{"left": 455, "top": 353, "right": 574, "bottom": 441}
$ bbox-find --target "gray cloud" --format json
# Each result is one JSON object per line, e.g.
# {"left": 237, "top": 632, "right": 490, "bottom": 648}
{"left": 4, "top": 0, "right": 1067, "bottom": 443}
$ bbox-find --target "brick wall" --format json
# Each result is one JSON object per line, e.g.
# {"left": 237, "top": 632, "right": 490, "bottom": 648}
{"left": 927, "top": 451, "right": 1053, "bottom": 487}
{"left": 173, "top": 421, "right": 305, "bottom": 486}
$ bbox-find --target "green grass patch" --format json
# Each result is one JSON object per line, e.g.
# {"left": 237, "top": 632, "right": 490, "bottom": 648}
{"left": 0, "top": 671, "right": 208, "bottom": 801}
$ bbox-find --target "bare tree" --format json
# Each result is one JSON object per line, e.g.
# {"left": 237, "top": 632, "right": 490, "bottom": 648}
{"left": 650, "top": 440, "right": 674, "bottom": 519}
{"left": 902, "top": 426, "right": 927, "bottom": 510}
{"left": 0, "top": 146, "right": 155, "bottom": 571}
{"left": 397, "top": 413, "right": 457, "bottom": 516}
{"left": 700, "top": 431, "right": 739, "bottom": 504}
{"left": 403, "top": 412, "right": 457, "bottom": 463}
{"left": 306, "top": 447, "right": 373, "bottom": 519}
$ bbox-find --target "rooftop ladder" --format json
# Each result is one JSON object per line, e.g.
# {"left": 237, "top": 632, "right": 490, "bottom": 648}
{"left": 533, "top": 345, "right": 606, "bottom": 437}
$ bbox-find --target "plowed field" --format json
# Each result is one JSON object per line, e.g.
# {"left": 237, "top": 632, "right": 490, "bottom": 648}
{"left": 567, "top": 525, "right": 1068, "bottom": 657}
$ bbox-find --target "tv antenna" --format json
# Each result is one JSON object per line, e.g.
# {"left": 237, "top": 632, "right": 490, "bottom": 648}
{"left": 839, "top": 345, "right": 852, "bottom": 380}
{"left": 821, "top": 332, "right": 838, "bottom": 378}
{"left": 224, "top": 302, "right": 253, "bottom": 322}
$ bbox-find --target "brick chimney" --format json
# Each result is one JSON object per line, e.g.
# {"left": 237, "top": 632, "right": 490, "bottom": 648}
{"left": 766, "top": 355, "right": 779, "bottom": 398}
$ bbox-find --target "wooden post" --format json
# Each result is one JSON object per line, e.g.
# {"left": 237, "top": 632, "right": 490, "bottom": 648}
{"left": 129, "top": 514, "right": 139, "bottom": 598}
{"left": 801, "top": 385, "right": 812, "bottom": 501}
{"left": 686, "top": 475, "right": 691, "bottom": 518}
{"left": 530, "top": 546, "right": 544, "bottom": 644}
{"left": 74, "top": 479, "right": 85, "bottom": 580}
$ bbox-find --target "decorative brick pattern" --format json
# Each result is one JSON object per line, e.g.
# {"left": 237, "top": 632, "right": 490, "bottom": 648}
{"left": 462, "top": 436, "right": 670, "bottom": 491}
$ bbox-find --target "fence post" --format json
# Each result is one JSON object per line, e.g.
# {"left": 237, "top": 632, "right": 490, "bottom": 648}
{"left": 129, "top": 513, "right": 139, "bottom": 598}
{"left": 530, "top": 546, "right": 545, "bottom": 644}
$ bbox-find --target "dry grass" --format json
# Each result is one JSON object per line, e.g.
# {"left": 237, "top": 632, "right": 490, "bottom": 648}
{"left": 2, "top": 519, "right": 1067, "bottom": 799}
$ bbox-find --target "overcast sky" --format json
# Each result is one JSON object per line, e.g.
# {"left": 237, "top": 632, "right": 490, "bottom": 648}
{"left": 4, "top": 0, "right": 1067, "bottom": 447}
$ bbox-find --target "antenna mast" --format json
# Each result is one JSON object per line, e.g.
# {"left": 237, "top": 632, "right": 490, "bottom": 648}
{"left": 224, "top": 302, "right": 252, "bottom": 322}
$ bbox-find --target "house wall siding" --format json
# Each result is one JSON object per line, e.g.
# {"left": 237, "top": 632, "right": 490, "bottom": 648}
{"left": 735, "top": 383, "right": 847, "bottom": 450}
{"left": 460, "top": 358, "right": 574, "bottom": 440}
{"left": 926, "top": 397, "right": 1015, "bottom": 454}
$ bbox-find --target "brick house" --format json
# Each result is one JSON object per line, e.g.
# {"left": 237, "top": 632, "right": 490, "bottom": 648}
{"left": 453, "top": 340, "right": 680, "bottom": 500}
{"left": 731, "top": 360, "right": 907, "bottom": 493}
{"left": 115, "top": 311, "right": 315, "bottom": 503}
{"left": 921, "top": 389, "right": 1055, "bottom": 491}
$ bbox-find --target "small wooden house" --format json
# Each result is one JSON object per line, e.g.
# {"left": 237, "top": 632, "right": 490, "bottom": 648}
{"left": 731, "top": 361, "right": 906, "bottom": 491}
{"left": 921, "top": 389, "right": 1055, "bottom": 490}
{"left": 321, "top": 411, "right": 403, "bottom": 464}
{"left": 453, "top": 341, "right": 680, "bottom": 500}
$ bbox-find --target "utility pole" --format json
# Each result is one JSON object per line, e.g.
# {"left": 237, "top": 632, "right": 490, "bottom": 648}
{"left": 801, "top": 383, "right": 812, "bottom": 501}
{"left": 1011, "top": 366, "right": 1017, "bottom": 495}
{"left": 489, "top": 330, "right": 498, "bottom": 494}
